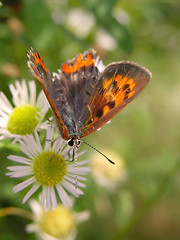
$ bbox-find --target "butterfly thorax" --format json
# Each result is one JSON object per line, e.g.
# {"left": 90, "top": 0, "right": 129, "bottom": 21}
{"left": 54, "top": 109, "right": 82, "bottom": 138}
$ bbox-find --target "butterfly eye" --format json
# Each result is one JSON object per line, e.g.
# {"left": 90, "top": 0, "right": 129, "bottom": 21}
{"left": 68, "top": 138, "right": 74, "bottom": 147}
{"left": 77, "top": 139, "right": 81, "bottom": 146}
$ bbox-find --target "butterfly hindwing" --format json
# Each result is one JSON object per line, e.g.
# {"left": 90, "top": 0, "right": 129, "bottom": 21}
{"left": 80, "top": 61, "right": 152, "bottom": 137}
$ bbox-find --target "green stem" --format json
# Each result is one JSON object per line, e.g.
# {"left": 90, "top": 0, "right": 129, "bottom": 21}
{"left": 0, "top": 207, "right": 33, "bottom": 220}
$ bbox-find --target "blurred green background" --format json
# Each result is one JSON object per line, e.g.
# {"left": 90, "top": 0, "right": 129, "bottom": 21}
{"left": 0, "top": 0, "right": 180, "bottom": 239}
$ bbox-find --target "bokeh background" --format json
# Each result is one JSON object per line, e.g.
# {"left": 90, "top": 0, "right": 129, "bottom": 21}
{"left": 0, "top": 0, "right": 180, "bottom": 239}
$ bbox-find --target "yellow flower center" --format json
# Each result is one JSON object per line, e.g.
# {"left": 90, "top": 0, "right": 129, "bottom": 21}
{"left": 33, "top": 152, "right": 67, "bottom": 186}
{"left": 39, "top": 205, "right": 75, "bottom": 238}
{"left": 7, "top": 104, "right": 40, "bottom": 135}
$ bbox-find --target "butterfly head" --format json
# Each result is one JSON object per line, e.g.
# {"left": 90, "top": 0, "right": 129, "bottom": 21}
{"left": 68, "top": 137, "right": 81, "bottom": 150}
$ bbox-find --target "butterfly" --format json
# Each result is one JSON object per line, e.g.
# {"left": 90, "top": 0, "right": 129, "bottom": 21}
{"left": 27, "top": 48, "right": 152, "bottom": 163}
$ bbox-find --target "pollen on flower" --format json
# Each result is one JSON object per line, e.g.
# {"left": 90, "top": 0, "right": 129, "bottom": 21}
{"left": 7, "top": 104, "right": 40, "bottom": 135}
{"left": 39, "top": 205, "right": 75, "bottom": 238}
{"left": 33, "top": 152, "right": 67, "bottom": 186}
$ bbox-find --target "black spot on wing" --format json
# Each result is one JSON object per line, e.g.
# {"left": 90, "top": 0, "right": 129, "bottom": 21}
{"left": 113, "top": 87, "right": 119, "bottom": 95}
{"left": 96, "top": 100, "right": 115, "bottom": 119}
{"left": 96, "top": 108, "right": 103, "bottom": 118}
{"left": 123, "top": 87, "right": 131, "bottom": 100}
{"left": 123, "top": 83, "right": 130, "bottom": 91}
{"left": 107, "top": 100, "right": 115, "bottom": 109}
{"left": 110, "top": 80, "right": 117, "bottom": 89}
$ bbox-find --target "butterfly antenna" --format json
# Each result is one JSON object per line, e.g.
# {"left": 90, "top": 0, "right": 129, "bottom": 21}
{"left": 81, "top": 140, "right": 115, "bottom": 164}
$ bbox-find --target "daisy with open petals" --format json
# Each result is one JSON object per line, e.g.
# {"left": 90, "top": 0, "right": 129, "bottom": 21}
{"left": 6, "top": 126, "right": 90, "bottom": 210}
{"left": 26, "top": 199, "right": 90, "bottom": 240}
{"left": 0, "top": 80, "right": 49, "bottom": 139}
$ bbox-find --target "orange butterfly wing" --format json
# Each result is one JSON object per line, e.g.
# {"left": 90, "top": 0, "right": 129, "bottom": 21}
{"left": 80, "top": 62, "right": 152, "bottom": 137}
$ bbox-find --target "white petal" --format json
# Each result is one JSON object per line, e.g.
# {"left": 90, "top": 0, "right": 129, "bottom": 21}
{"left": 21, "top": 80, "right": 29, "bottom": 104}
{"left": 61, "top": 180, "right": 84, "bottom": 197}
{"left": 67, "top": 174, "right": 87, "bottom": 181}
{"left": 26, "top": 223, "right": 39, "bottom": 233}
{"left": 0, "top": 115, "right": 8, "bottom": 127}
{"left": 23, "top": 135, "right": 39, "bottom": 157}
{"left": 75, "top": 210, "right": 90, "bottom": 223}
{"left": 6, "top": 171, "right": 32, "bottom": 178}
{"left": 50, "top": 187, "right": 57, "bottom": 210}
{"left": 22, "top": 183, "right": 41, "bottom": 203}
{"left": 0, "top": 104, "right": 12, "bottom": 115}
{"left": 28, "top": 199, "right": 43, "bottom": 214}
{"left": 7, "top": 165, "right": 32, "bottom": 177}
{"left": 46, "top": 186, "right": 51, "bottom": 211}
{"left": 44, "top": 126, "right": 54, "bottom": 151}
{"left": 19, "top": 140, "right": 35, "bottom": 159}
{"left": 22, "top": 135, "right": 39, "bottom": 157}
{"left": 9, "top": 83, "right": 19, "bottom": 106}
{"left": 68, "top": 159, "right": 89, "bottom": 167}
{"left": 0, "top": 135, "right": 5, "bottom": 140}
{"left": 41, "top": 186, "right": 53, "bottom": 211}
{"left": 55, "top": 184, "right": 72, "bottom": 207}
{"left": 0, "top": 113, "right": 8, "bottom": 122}
{"left": 7, "top": 155, "right": 31, "bottom": 165}
{"left": 0, "top": 92, "right": 13, "bottom": 110}
{"left": 77, "top": 150, "right": 86, "bottom": 157}
{"left": 36, "top": 91, "right": 49, "bottom": 117}
{"left": 34, "top": 130, "right": 43, "bottom": 154}
{"left": 13, "top": 176, "right": 36, "bottom": 193}
{"left": 68, "top": 166, "right": 90, "bottom": 175}
{"left": 52, "top": 137, "right": 66, "bottom": 152}
{"left": 62, "top": 145, "right": 72, "bottom": 157}
{"left": 10, "top": 80, "right": 28, "bottom": 106}
{"left": 28, "top": 81, "right": 36, "bottom": 106}
{"left": 22, "top": 135, "right": 38, "bottom": 156}
{"left": 64, "top": 176, "right": 86, "bottom": 188}
{"left": 95, "top": 55, "right": 105, "bottom": 72}
{"left": 41, "top": 186, "right": 47, "bottom": 206}
{"left": 77, "top": 159, "right": 89, "bottom": 166}
{"left": 7, "top": 165, "right": 31, "bottom": 171}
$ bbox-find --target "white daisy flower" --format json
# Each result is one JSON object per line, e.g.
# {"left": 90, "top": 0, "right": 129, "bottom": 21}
{"left": 26, "top": 199, "right": 90, "bottom": 240}
{"left": 66, "top": 8, "right": 95, "bottom": 38}
{"left": 90, "top": 149, "right": 128, "bottom": 190}
{"left": 0, "top": 80, "right": 49, "bottom": 139}
{"left": 6, "top": 126, "right": 90, "bottom": 210}
{"left": 95, "top": 28, "right": 118, "bottom": 51}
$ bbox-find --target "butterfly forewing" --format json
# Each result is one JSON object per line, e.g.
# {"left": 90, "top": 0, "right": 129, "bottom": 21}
{"left": 27, "top": 48, "right": 70, "bottom": 139}
{"left": 80, "top": 62, "right": 151, "bottom": 137}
